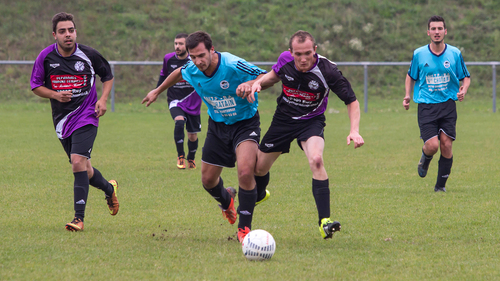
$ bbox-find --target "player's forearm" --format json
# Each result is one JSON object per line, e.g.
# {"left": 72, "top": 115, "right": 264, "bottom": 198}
{"left": 157, "top": 68, "right": 183, "bottom": 94}
{"left": 99, "top": 79, "right": 114, "bottom": 102}
{"left": 347, "top": 100, "right": 361, "bottom": 133}
{"left": 405, "top": 74, "right": 414, "bottom": 98}
{"left": 461, "top": 77, "right": 471, "bottom": 92}
{"left": 258, "top": 71, "right": 281, "bottom": 90}
{"left": 32, "top": 86, "right": 56, "bottom": 99}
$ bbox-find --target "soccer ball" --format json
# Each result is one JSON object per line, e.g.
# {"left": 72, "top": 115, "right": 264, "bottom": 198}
{"left": 241, "top": 229, "right": 276, "bottom": 261}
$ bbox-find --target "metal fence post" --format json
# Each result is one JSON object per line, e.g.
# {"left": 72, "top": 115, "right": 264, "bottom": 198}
{"left": 493, "top": 64, "right": 497, "bottom": 113}
{"left": 364, "top": 64, "right": 368, "bottom": 113}
{"left": 110, "top": 63, "right": 115, "bottom": 112}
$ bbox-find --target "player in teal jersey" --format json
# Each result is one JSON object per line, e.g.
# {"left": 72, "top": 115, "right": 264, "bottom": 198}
{"left": 142, "top": 31, "right": 267, "bottom": 242}
{"left": 403, "top": 15, "right": 471, "bottom": 192}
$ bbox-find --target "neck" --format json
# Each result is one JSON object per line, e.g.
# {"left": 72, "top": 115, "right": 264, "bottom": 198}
{"left": 203, "top": 52, "right": 218, "bottom": 76}
{"left": 430, "top": 41, "right": 445, "bottom": 54}
{"left": 177, "top": 53, "right": 188, "bottom": 60}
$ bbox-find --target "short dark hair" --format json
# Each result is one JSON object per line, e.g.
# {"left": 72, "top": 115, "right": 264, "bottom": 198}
{"left": 52, "top": 12, "right": 76, "bottom": 33}
{"left": 186, "top": 31, "right": 213, "bottom": 51}
{"left": 289, "top": 30, "right": 316, "bottom": 51}
{"left": 428, "top": 15, "right": 446, "bottom": 29}
{"left": 175, "top": 33, "right": 189, "bottom": 39}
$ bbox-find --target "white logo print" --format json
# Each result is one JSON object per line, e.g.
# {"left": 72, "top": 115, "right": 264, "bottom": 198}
{"left": 50, "top": 63, "right": 60, "bottom": 68}
{"left": 249, "top": 131, "right": 258, "bottom": 137}
{"left": 443, "top": 61, "right": 450, "bottom": 68}
{"left": 76, "top": 199, "right": 86, "bottom": 204}
{"left": 285, "top": 74, "right": 294, "bottom": 81}
{"left": 74, "top": 61, "right": 85, "bottom": 72}
{"left": 171, "top": 64, "right": 177, "bottom": 68}
{"left": 265, "top": 143, "right": 274, "bottom": 148}
{"left": 308, "top": 80, "right": 319, "bottom": 90}
{"left": 220, "top": 80, "right": 230, "bottom": 89}
{"left": 239, "top": 210, "right": 252, "bottom": 215}
{"left": 426, "top": 74, "right": 450, "bottom": 85}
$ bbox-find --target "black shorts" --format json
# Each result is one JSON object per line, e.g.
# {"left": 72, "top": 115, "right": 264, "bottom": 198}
{"left": 260, "top": 113, "right": 325, "bottom": 153}
{"left": 418, "top": 99, "right": 457, "bottom": 143}
{"left": 169, "top": 106, "right": 201, "bottom": 133}
{"left": 59, "top": 124, "right": 97, "bottom": 162}
{"left": 202, "top": 112, "right": 260, "bottom": 168}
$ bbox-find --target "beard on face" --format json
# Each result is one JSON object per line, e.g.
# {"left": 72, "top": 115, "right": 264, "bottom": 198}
{"left": 176, "top": 49, "right": 187, "bottom": 57}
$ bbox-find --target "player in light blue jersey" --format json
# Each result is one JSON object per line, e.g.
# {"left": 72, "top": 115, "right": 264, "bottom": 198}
{"left": 142, "top": 31, "right": 268, "bottom": 242}
{"left": 180, "top": 51, "right": 261, "bottom": 125}
{"left": 403, "top": 15, "right": 471, "bottom": 192}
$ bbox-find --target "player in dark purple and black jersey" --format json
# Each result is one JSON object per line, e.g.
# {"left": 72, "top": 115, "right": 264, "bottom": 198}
{"left": 246, "top": 30, "right": 365, "bottom": 240}
{"left": 30, "top": 12, "right": 119, "bottom": 232}
{"left": 156, "top": 33, "right": 202, "bottom": 170}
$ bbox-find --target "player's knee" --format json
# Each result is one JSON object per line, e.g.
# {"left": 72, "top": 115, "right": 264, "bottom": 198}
{"left": 440, "top": 141, "right": 453, "bottom": 155}
{"left": 238, "top": 168, "right": 254, "bottom": 183}
{"left": 201, "top": 175, "right": 218, "bottom": 189}
{"left": 254, "top": 166, "right": 268, "bottom": 177}
{"left": 309, "top": 154, "right": 324, "bottom": 169}
{"left": 70, "top": 155, "right": 87, "bottom": 172}
{"left": 175, "top": 119, "right": 185, "bottom": 128}
{"left": 423, "top": 140, "right": 439, "bottom": 155}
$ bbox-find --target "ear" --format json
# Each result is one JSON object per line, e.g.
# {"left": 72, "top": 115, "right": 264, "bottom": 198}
{"left": 444, "top": 29, "right": 447, "bottom": 35}
{"left": 52, "top": 32, "right": 56, "bottom": 40}
{"left": 289, "top": 48, "right": 292, "bottom": 54}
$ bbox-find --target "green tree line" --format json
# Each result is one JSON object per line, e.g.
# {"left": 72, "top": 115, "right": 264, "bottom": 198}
{"left": 1, "top": 0, "right": 499, "bottom": 101}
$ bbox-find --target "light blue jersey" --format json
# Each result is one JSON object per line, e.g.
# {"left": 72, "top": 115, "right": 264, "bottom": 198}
{"left": 408, "top": 44, "right": 470, "bottom": 104}
{"left": 181, "top": 52, "right": 266, "bottom": 125}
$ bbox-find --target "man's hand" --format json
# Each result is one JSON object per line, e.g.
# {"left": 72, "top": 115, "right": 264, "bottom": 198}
{"left": 403, "top": 96, "right": 411, "bottom": 110}
{"left": 236, "top": 82, "right": 256, "bottom": 103}
{"left": 142, "top": 89, "right": 159, "bottom": 107}
{"left": 457, "top": 86, "right": 467, "bottom": 102}
{"left": 95, "top": 98, "right": 107, "bottom": 118}
{"left": 347, "top": 132, "right": 364, "bottom": 149}
{"left": 53, "top": 90, "right": 73, "bottom": 103}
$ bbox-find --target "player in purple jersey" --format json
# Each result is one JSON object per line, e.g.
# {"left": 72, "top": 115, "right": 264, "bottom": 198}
{"left": 156, "top": 33, "right": 202, "bottom": 170}
{"left": 30, "top": 12, "right": 119, "bottom": 232}
{"left": 246, "top": 30, "right": 364, "bottom": 240}
{"left": 403, "top": 16, "right": 470, "bottom": 192}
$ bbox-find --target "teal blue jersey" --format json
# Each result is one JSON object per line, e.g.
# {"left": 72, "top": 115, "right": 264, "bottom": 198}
{"left": 181, "top": 52, "right": 266, "bottom": 125}
{"left": 408, "top": 44, "right": 470, "bottom": 104}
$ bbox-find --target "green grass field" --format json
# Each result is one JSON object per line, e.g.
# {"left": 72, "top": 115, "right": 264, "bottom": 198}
{"left": 1, "top": 97, "right": 499, "bottom": 280}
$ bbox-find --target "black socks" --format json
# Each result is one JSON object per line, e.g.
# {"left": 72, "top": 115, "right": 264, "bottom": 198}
{"left": 312, "top": 178, "right": 330, "bottom": 226}
{"left": 187, "top": 139, "right": 198, "bottom": 161}
{"left": 205, "top": 177, "right": 232, "bottom": 209}
{"left": 436, "top": 155, "right": 453, "bottom": 189}
{"left": 89, "top": 167, "right": 113, "bottom": 197}
{"left": 255, "top": 172, "right": 270, "bottom": 202}
{"left": 73, "top": 171, "right": 89, "bottom": 220}
{"left": 237, "top": 188, "right": 257, "bottom": 230}
{"left": 174, "top": 120, "right": 185, "bottom": 157}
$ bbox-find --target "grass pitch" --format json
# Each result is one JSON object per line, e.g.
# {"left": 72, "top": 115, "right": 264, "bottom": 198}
{"left": 1, "top": 98, "right": 499, "bottom": 280}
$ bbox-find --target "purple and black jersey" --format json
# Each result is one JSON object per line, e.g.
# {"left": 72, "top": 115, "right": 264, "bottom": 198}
{"left": 158, "top": 52, "right": 201, "bottom": 115}
{"left": 272, "top": 51, "right": 357, "bottom": 120}
{"left": 30, "top": 43, "right": 113, "bottom": 139}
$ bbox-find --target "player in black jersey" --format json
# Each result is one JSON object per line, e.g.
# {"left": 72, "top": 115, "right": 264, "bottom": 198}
{"left": 245, "top": 30, "right": 365, "bottom": 239}
{"left": 30, "top": 12, "right": 119, "bottom": 231}
{"left": 156, "top": 33, "right": 202, "bottom": 169}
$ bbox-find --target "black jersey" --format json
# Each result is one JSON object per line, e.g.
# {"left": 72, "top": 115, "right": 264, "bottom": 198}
{"left": 158, "top": 52, "right": 201, "bottom": 115}
{"left": 271, "top": 51, "right": 357, "bottom": 120}
{"left": 30, "top": 43, "right": 113, "bottom": 139}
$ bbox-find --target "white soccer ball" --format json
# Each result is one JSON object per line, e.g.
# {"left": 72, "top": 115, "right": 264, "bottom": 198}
{"left": 242, "top": 229, "right": 276, "bottom": 261}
